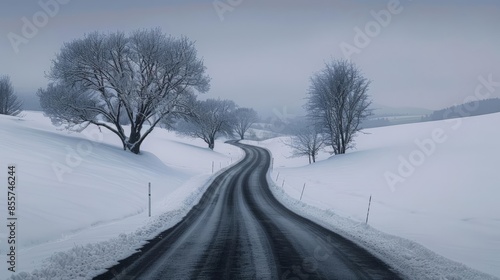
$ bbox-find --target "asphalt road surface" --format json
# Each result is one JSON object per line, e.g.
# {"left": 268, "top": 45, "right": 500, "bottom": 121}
{"left": 95, "top": 142, "right": 402, "bottom": 280}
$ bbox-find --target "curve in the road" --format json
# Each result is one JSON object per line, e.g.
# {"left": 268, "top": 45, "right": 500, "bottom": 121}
{"left": 94, "top": 142, "right": 402, "bottom": 280}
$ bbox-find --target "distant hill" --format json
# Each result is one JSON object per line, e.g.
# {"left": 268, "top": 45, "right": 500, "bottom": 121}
{"left": 361, "top": 103, "right": 432, "bottom": 129}
{"left": 370, "top": 103, "right": 433, "bottom": 118}
{"left": 256, "top": 100, "right": 500, "bottom": 131}
{"left": 363, "top": 99, "right": 500, "bottom": 129}
{"left": 423, "top": 98, "right": 500, "bottom": 121}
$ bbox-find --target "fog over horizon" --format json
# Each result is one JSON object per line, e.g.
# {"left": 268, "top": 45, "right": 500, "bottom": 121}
{"left": 1, "top": 0, "right": 499, "bottom": 116}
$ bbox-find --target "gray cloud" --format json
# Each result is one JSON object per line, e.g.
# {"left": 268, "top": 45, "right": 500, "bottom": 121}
{"left": 0, "top": 0, "right": 498, "bottom": 115}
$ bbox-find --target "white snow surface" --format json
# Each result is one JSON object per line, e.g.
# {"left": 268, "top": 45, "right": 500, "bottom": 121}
{"left": 1, "top": 111, "right": 499, "bottom": 280}
{"left": 0, "top": 111, "right": 242, "bottom": 280}
{"left": 243, "top": 112, "right": 500, "bottom": 279}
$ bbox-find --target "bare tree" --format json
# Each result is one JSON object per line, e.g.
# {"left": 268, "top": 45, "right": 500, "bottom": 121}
{"left": 175, "top": 98, "right": 235, "bottom": 150}
{"left": 284, "top": 119, "right": 324, "bottom": 164}
{"left": 233, "top": 107, "right": 258, "bottom": 140}
{"left": 38, "top": 28, "right": 210, "bottom": 154}
{"left": 0, "top": 76, "right": 23, "bottom": 116}
{"left": 305, "top": 59, "right": 371, "bottom": 155}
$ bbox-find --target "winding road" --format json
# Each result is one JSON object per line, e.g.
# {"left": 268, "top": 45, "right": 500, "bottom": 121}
{"left": 95, "top": 142, "right": 401, "bottom": 280}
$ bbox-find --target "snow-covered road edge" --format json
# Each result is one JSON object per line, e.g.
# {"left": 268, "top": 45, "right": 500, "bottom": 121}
{"left": 8, "top": 155, "right": 245, "bottom": 280}
{"left": 263, "top": 152, "right": 498, "bottom": 280}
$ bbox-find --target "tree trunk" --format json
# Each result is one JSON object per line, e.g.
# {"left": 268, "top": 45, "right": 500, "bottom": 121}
{"left": 128, "top": 128, "right": 142, "bottom": 154}
{"left": 130, "top": 143, "right": 141, "bottom": 154}
{"left": 208, "top": 135, "right": 215, "bottom": 150}
{"left": 237, "top": 130, "right": 244, "bottom": 140}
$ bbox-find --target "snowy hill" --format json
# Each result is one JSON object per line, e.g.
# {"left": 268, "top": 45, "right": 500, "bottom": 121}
{"left": 1, "top": 111, "right": 499, "bottom": 279}
{"left": 0, "top": 111, "right": 241, "bottom": 279}
{"left": 245, "top": 112, "right": 500, "bottom": 279}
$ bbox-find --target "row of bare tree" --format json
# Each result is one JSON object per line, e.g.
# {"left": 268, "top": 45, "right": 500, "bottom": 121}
{"left": 37, "top": 28, "right": 258, "bottom": 153}
{"left": 17, "top": 27, "right": 371, "bottom": 158}
{"left": 173, "top": 99, "right": 258, "bottom": 150}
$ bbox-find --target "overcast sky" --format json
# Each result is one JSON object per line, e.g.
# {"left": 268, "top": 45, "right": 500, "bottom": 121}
{"left": 0, "top": 0, "right": 499, "bottom": 115}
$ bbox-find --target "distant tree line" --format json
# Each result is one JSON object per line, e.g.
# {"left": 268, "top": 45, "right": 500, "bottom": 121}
{"left": 360, "top": 118, "right": 391, "bottom": 129}
{"left": 423, "top": 98, "right": 500, "bottom": 121}
{"left": 360, "top": 98, "right": 500, "bottom": 130}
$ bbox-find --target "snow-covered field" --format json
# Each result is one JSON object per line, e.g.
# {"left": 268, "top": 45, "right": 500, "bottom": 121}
{"left": 1, "top": 111, "right": 499, "bottom": 279}
{"left": 245, "top": 112, "right": 500, "bottom": 279}
{"left": 0, "top": 111, "right": 242, "bottom": 279}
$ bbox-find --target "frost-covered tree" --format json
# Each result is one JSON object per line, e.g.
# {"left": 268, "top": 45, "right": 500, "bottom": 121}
{"left": 284, "top": 120, "right": 324, "bottom": 164}
{"left": 175, "top": 98, "right": 236, "bottom": 150}
{"left": 0, "top": 76, "right": 23, "bottom": 116}
{"left": 233, "top": 107, "right": 258, "bottom": 140}
{"left": 306, "top": 59, "right": 371, "bottom": 155}
{"left": 38, "top": 28, "right": 210, "bottom": 154}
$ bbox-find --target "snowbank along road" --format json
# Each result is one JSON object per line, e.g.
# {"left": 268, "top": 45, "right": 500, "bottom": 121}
{"left": 94, "top": 142, "right": 402, "bottom": 279}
